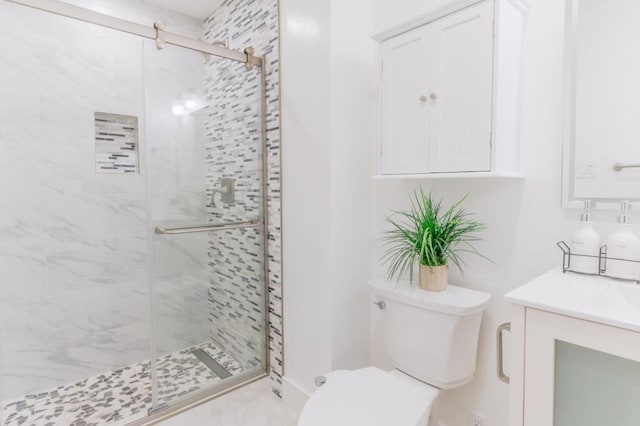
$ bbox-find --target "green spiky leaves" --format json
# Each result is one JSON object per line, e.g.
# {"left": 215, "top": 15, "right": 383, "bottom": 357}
{"left": 381, "top": 189, "right": 488, "bottom": 283}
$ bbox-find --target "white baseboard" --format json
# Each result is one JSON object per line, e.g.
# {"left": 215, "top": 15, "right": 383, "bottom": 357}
{"left": 282, "top": 376, "right": 311, "bottom": 420}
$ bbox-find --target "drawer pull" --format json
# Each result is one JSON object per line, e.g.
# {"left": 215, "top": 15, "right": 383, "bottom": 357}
{"left": 497, "top": 322, "right": 511, "bottom": 384}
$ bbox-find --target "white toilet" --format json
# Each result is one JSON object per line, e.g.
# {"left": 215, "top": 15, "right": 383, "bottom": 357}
{"left": 298, "top": 279, "right": 491, "bottom": 426}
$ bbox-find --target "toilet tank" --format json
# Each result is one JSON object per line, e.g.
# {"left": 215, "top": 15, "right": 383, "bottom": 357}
{"left": 370, "top": 279, "right": 491, "bottom": 389}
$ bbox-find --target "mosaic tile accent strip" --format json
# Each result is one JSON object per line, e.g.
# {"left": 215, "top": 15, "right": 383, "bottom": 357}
{"left": 202, "top": 0, "right": 282, "bottom": 397}
{"left": 1, "top": 342, "right": 242, "bottom": 426}
{"left": 207, "top": 226, "right": 266, "bottom": 370}
{"left": 95, "top": 112, "right": 139, "bottom": 174}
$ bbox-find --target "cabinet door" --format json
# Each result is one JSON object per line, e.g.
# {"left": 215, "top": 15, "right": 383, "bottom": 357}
{"left": 524, "top": 309, "right": 640, "bottom": 426}
{"left": 381, "top": 26, "right": 430, "bottom": 174}
{"left": 427, "top": 1, "right": 494, "bottom": 172}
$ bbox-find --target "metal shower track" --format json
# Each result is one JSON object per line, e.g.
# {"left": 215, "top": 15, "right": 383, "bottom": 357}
{"left": 6, "top": 0, "right": 263, "bottom": 67}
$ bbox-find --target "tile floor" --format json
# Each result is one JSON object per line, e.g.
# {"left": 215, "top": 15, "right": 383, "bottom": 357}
{"left": 157, "top": 378, "right": 298, "bottom": 426}
{"left": 1, "top": 342, "right": 242, "bottom": 426}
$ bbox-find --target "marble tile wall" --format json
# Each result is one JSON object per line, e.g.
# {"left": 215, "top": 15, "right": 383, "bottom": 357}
{"left": 61, "top": 0, "right": 203, "bottom": 36}
{"left": 202, "top": 0, "right": 282, "bottom": 396}
{"left": 0, "top": 0, "right": 207, "bottom": 403}
{"left": 143, "top": 41, "right": 212, "bottom": 349}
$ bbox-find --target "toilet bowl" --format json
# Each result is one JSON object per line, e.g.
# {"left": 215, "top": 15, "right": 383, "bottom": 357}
{"left": 298, "top": 367, "right": 439, "bottom": 426}
{"left": 298, "top": 279, "right": 491, "bottom": 426}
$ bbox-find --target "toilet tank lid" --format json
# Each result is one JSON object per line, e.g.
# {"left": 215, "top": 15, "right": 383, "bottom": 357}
{"left": 369, "top": 279, "right": 491, "bottom": 316}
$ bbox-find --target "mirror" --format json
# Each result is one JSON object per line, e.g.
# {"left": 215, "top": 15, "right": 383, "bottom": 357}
{"left": 563, "top": 0, "right": 640, "bottom": 208}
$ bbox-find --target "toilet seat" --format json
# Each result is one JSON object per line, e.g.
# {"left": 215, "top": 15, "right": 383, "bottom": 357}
{"left": 298, "top": 367, "right": 440, "bottom": 426}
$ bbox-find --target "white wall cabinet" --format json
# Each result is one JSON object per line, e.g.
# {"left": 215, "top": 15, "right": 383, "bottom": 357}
{"left": 377, "top": 0, "right": 527, "bottom": 177}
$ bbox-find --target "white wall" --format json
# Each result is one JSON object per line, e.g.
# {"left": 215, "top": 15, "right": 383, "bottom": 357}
{"left": 329, "top": 0, "right": 376, "bottom": 374}
{"left": 370, "top": 0, "right": 623, "bottom": 425}
{"left": 281, "top": 0, "right": 334, "bottom": 400}
{"left": 280, "top": 0, "right": 375, "bottom": 402}
{"left": 281, "top": 0, "right": 638, "bottom": 423}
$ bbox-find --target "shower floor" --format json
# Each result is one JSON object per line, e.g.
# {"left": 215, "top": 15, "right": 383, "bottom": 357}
{"left": 1, "top": 341, "right": 243, "bottom": 426}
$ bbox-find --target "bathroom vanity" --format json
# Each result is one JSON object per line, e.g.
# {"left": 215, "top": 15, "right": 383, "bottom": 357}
{"left": 503, "top": 269, "right": 640, "bottom": 426}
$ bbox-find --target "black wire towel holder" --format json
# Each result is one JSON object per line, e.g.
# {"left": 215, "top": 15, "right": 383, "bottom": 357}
{"left": 557, "top": 241, "right": 640, "bottom": 283}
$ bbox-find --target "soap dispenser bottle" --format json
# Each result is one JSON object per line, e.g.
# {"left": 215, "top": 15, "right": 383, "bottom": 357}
{"left": 606, "top": 201, "right": 640, "bottom": 280}
{"left": 570, "top": 200, "right": 600, "bottom": 274}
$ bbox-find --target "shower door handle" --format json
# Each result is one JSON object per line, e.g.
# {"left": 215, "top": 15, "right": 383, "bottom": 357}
{"left": 154, "top": 220, "right": 261, "bottom": 235}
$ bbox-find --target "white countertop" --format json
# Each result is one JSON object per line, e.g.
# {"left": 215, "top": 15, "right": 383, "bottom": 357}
{"left": 505, "top": 268, "right": 640, "bottom": 332}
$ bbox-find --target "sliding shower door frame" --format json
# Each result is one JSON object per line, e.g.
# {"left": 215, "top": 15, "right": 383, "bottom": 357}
{"left": 143, "top": 49, "right": 272, "bottom": 420}
{"left": 140, "top": 54, "right": 271, "bottom": 423}
{"left": 4, "top": 0, "right": 272, "bottom": 422}
{"left": 6, "top": 0, "right": 263, "bottom": 67}
{"left": 132, "top": 372, "right": 267, "bottom": 425}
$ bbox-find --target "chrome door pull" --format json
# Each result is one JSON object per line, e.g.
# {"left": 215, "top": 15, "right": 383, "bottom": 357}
{"left": 497, "top": 322, "right": 511, "bottom": 384}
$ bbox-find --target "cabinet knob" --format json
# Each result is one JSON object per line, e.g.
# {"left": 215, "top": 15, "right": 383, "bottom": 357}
{"left": 420, "top": 94, "right": 438, "bottom": 103}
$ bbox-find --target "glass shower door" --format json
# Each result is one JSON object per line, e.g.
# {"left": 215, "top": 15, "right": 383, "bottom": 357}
{"left": 142, "top": 40, "right": 267, "bottom": 412}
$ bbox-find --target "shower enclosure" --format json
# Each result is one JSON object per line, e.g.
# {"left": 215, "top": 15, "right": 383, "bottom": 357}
{"left": 0, "top": 0, "right": 269, "bottom": 424}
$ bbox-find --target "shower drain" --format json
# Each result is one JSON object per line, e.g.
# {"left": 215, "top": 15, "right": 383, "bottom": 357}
{"left": 191, "top": 348, "right": 233, "bottom": 379}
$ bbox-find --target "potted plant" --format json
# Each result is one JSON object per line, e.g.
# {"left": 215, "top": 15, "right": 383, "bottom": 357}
{"left": 381, "top": 190, "right": 487, "bottom": 292}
